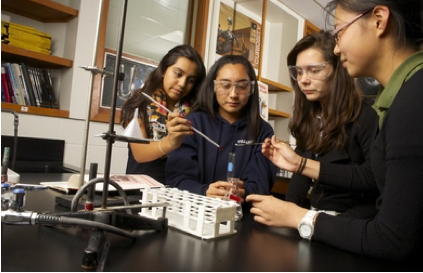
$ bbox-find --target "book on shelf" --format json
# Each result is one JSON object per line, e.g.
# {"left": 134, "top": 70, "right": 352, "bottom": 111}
{"left": 19, "top": 63, "right": 37, "bottom": 106}
{"left": 2, "top": 64, "right": 17, "bottom": 104}
{"left": 10, "top": 63, "right": 27, "bottom": 105}
{"left": 1, "top": 66, "right": 12, "bottom": 103}
{"left": 1, "top": 62, "right": 59, "bottom": 109}
{"left": 41, "top": 68, "right": 58, "bottom": 108}
{"left": 14, "top": 63, "right": 32, "bottom": 105}
{"left": 27, "top": 66, "right": 41, "bottom": 106}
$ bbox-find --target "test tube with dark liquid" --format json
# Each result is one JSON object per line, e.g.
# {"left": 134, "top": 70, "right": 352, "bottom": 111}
{"left": 226, "top": 152, "right": 241, "bottom": 202}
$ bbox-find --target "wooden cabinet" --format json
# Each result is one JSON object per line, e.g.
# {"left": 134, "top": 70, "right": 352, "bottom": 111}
{"left": 1, "top": 0, "right": 78, "bottom": 118}
{"left": 304, "top": 20, "right": 320, "bottom": 36}
{"left": 259, "top": 0, "right": 299, "bottom": 90}
{"left": 1, "top": 43, "right": 73, "bottom": 68}
{"left": 2, "top": 0, "right": 78, "bottom": 22}
{"left": 259, "top": 0, "right": 303, "bottom": 140}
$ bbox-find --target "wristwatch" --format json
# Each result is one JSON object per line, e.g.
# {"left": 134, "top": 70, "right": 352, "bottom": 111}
{"left": 298, "top": 210, "right": 320, "bottom": 240}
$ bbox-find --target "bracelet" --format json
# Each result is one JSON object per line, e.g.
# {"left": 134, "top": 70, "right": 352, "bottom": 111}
{"left": 298, "top": 157, "right": 307, "bottom": 174}
{"left": 300, "top": 158, "right": 308, "bottom": 174}
{"left": 158, "top": 140, "right": 166, "bottom": 155}
{"left": 295, "top": 157, "right": 304, "bottom": 174}
{"left": 296, "top": 157, "right": 307, "bottom": 175}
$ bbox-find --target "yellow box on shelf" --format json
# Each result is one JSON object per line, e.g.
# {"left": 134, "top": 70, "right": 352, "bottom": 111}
{"left": 6, "top": 31, "right": 51, "bottom": 48}
{"left": 2, "top": 21, "right": 51, "bottom": 39}
{"left": 2, "top": 21, "right": 52, "bottom": 54}
{"left": 5, "top": 38, "right": 51, "bottom": 55}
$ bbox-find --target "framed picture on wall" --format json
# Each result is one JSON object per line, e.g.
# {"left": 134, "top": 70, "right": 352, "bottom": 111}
{"left": 100, "top": 49, "right": 157, "bottom": 109}
{"left": 215, "top": 1, "right": 261, "bottom": 69}
{"left": 206, "top": 0, "right": 262, "bottom": 70}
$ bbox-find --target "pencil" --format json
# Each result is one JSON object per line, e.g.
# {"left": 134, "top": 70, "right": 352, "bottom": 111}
{"left": 234, "top": 141, "right": 295, "bottom": 147}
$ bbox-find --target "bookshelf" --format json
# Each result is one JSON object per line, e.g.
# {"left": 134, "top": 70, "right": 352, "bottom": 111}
{"left": 1, "top": 0, "right": 77, "bottom": 118}
{"left": 269, "top": 108, "right": 290, "bottom": 118}
{"left": 258, "top": 0, "right": 302, "bottom": 140}
{"left": 2, "top": 0, "right": 78, "bottom": 23}
{"left": 1, "top": 102, "right": 69, "bottom": 118}
{"left": 260, "top": 77, "right": 292, "bottom": 92}
{"left": 262, "top": 78, "right": 292, "bottom": 118}
{"left": 2, "top": 44, "right": 73, "bottom": 69}
{"left": 304, "top": 20, "right": 320, "bottom": 36}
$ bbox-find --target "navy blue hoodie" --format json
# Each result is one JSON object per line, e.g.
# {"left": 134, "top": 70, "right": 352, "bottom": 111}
{"left": 165, "top": 111, "right": 276, "bottom": 195}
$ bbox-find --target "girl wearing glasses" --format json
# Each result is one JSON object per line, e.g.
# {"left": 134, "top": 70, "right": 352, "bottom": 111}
{"left": 121, "top": 45, "right": 205, "bottom": 182}
{"left": 166, "top": 55, "right": 276, "bottom": 200}
{"left": 248, "top": 0, "right": 423, "bottom": 261}
{"left": 263, "top": 31, "right": 379, "bottom": 218}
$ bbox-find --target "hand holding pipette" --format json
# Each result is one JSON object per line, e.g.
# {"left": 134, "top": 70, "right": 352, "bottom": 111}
{"left": 165, "top": 111, "right": 194, "bottom": 150}
{"left": 261, "top": 136, "right": 301, "bottom": 173}
{"left": 142, "top": 92, "right": 221, "bottom": 149}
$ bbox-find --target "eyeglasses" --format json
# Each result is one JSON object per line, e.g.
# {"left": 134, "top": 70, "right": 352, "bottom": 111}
{"left": 214, "top": 80, "right": 255, "bottom": 96}
{"left": 288, "top": 62, "right": 331, "bottom": 81}
{"left": 331, "top": 9, "right": 372, "bottom": 43}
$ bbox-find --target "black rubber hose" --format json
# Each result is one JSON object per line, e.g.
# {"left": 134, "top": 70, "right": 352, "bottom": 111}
{"left": 70, "top": 177, "right": 131, "bottom": 214}
{"left": 37, "top": 214, "right": 139, "bottom": 238}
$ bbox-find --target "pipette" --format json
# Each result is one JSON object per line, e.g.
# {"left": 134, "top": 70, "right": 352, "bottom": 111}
{"left": 234, "top": 142, "right": 263, "bottom": 147}
{"left": 235, "top": 141, "right": 295, "bottom": 147}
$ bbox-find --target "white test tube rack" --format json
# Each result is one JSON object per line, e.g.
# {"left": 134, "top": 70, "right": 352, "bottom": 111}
{"left": 139, "top": 187, "right": 238, "bottom": 239}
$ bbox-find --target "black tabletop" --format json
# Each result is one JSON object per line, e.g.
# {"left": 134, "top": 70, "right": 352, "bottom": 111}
{"left": 1, "top": 173, "right": 420, "bottom": 271}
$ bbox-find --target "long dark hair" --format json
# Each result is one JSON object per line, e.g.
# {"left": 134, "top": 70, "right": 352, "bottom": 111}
{"left": 287, "top": 31, "right": 361, "bottom": 154}
{"left": 193, "top": 55, "right": 262, "bottom": 139}
{"left": 120, "top": 45, "right": 206, "bottom": 136}
{"left": 326, "top": 0, "right": 423, "bottom": 49}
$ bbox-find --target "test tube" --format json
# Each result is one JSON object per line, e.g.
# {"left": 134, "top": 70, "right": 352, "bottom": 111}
{"left": 226, "top": 152, "right": 241, "bottom": 203}
{"left": 226, "top": 152, "right": 236, "bottom": 180}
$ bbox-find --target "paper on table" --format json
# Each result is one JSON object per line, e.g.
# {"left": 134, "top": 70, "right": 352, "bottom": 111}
{"left": 40, "top": 174, "right": 164, "bottom": 194}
